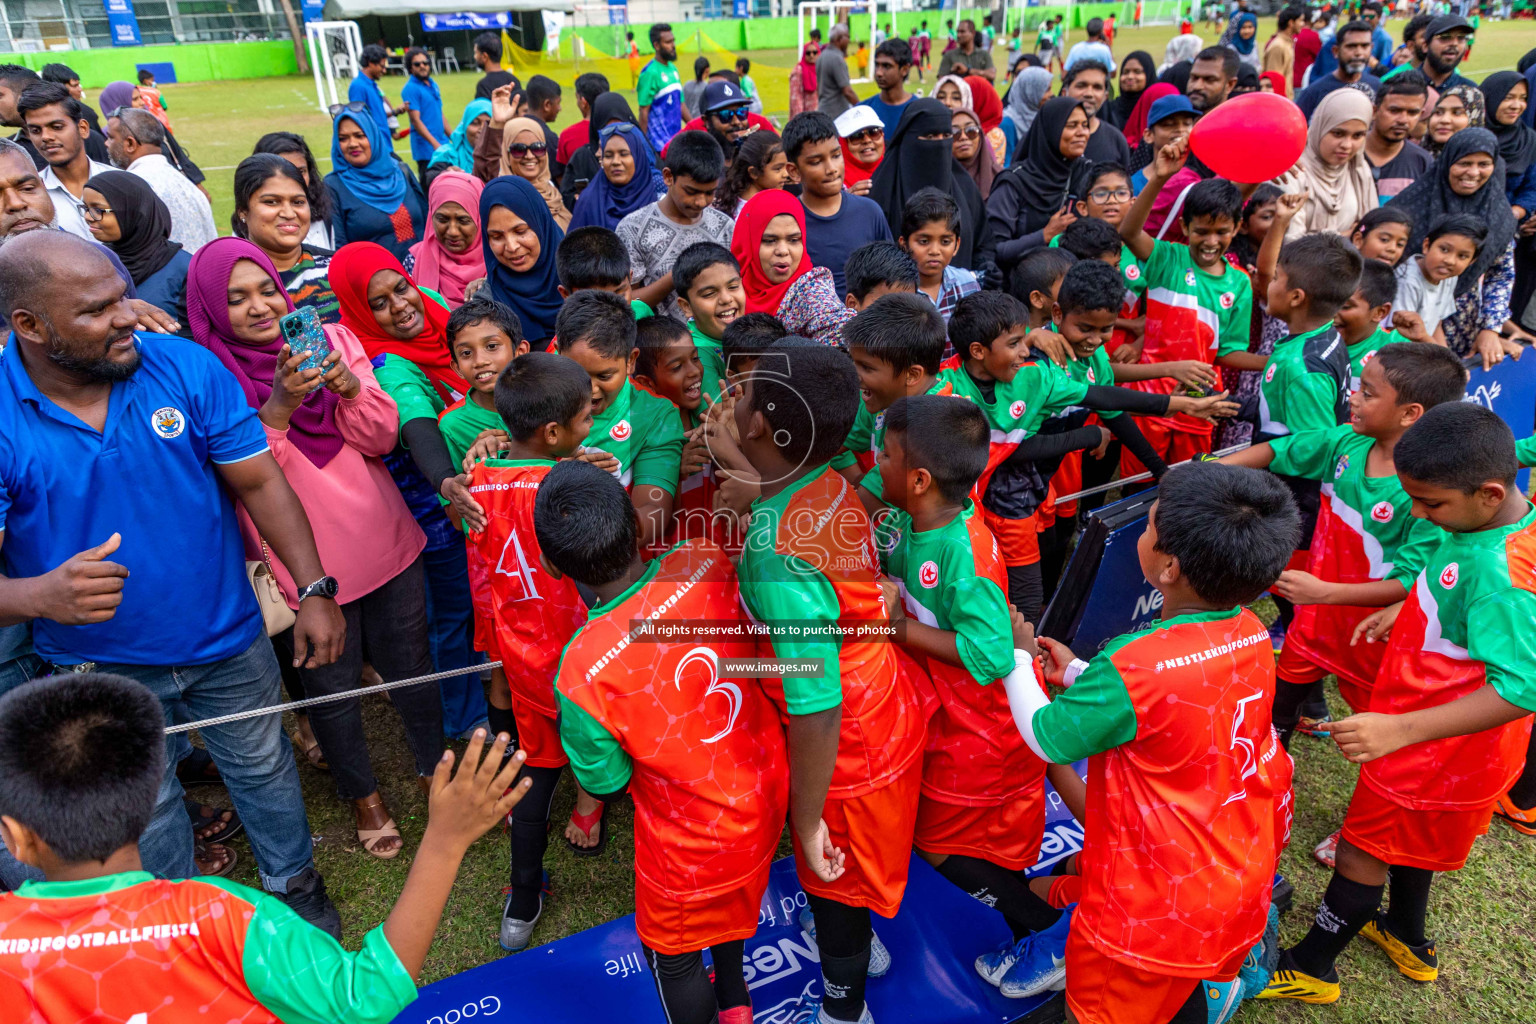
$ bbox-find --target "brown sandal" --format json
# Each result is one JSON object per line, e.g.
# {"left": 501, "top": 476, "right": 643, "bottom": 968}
{"left": 354, "top": 794, "right": 402, "bottom": 860}
{"left": 291, "top": 714, "right": 328, "bottom": 771}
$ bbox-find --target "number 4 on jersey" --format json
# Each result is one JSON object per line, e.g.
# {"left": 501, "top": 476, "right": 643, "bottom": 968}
{"left": 494, "top": 528, "right": 542, "bottom": 602}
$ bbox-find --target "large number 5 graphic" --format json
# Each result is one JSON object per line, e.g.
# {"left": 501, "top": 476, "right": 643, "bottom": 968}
{"left": 1222, "top": 691, "right": 1264, "bottom": 807}
{"left": 674, "top": 647, "right": 742, "bottom": 744}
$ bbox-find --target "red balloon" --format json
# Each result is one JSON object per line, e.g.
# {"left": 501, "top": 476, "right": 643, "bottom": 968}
{"left": 1188, "top": 92, "right": 1308, "bottom": 183}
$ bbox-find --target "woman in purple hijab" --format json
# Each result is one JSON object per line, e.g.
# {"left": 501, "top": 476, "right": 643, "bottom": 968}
{"left": 185, "top": 237, "right": 442, "bottom": 862}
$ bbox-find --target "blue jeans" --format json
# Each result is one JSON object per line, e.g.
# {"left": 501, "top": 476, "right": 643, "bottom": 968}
{"left": 420, "top": 525, "right": 485, "bottom": 738}
{"left": 99, "top": 633, "right": 316, "bottom": 893}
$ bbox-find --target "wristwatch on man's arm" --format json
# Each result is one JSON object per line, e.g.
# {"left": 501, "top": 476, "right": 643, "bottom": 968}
{"left": 296, "top": 576, "right": 339, "bottom": 603}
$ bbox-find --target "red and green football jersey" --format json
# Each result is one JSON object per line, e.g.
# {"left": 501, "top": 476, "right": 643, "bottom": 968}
{"left": 1347, "top": 327, "right": 1397, "bottom": 391}
{"left": 1268, "top": 426, "right": 1443, "bottom": 698}
{"left": 1028, "top": 607, "right": 1294, "bottom": 976}
{"left": 1256, "top": 322, "right": 1351, "bottom": 440}
{"left": 877, "top": 504, "right": 1041, "bottom": 805}
{"left": 0, "top": 872, "right": 415, "bottom": 1024}
{"left": 846, "top": 377, "right": 956, "bottom": 499}
{"left": 1363, "top": 504, "right": 1536, "bottom": 811}
{"left": 588, "top": 378, "right": 686, "bottom": 493}
{"left": 556, "top": 540, "right": 789, "bottom": 901}
{"left": 1130, "top": 239, "right": 1253, "bottom": 437}
{"left": 438, "top": 392, "right": 503, "bottom": 476}
{"left": 466, "top": 458, "right": 586, "bottom": 715}
{"left": 737, "top": 464, "right": 929, "bottom": 798}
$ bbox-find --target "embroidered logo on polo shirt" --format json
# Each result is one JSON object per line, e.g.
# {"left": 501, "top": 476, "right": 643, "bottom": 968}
{"left": 610, "top": 419, "right": 632, "bottom": 441}
{"left": 1009, "top": 400, "right": 1026, "bottom": 419}
{"left": 1440, "top": 562, "right": 1459, "bottom": 589}
{"left": 151, "top": 407, "right": 185, "bottom": 440}
{"left": 1124, "top": 264, "right": 1140, "bottom": 282}
{"left": 1372, "top": 501, "right": 1394, "bottom": 523}
{"left": 918, "top": 560, "right": 939, "bottom": 588}
{"left": 1220, "top": 292, "right": 1235, "bottom": 309}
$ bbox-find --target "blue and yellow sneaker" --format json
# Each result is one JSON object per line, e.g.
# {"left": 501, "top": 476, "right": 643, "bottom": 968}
{"left": 1257, "top": 952, "right": 1340, "bottom": 1004}
{"left": 1361, "top": 915, "right": 1438, "bottom": 981}
{"left": 998, "top": 907, "right": 1072, "bottom": 999}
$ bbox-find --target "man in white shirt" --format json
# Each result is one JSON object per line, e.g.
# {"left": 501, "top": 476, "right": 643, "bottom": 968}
{"left": 17, "top": 81, "right": 112, "bottom": 241}
{"left": 105, "top": 107, "right": 217, "bottom": 252}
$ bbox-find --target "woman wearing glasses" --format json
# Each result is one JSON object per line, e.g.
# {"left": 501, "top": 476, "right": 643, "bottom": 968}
{"left": 472, "top": 112, "right": 571, "bottom": 230}
{"left": 82, "top": 170, "right": 193, "bottom": 338}
{"left": 951, "top": 105, "right": 1000, "bottom": 201}
{"left": 324, "top": 109, "right": 428, "bottom": 262}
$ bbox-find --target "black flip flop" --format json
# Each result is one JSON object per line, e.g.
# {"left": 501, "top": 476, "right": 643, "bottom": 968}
{"left": 566, "top": 801, "right": 610, "bottom": 858}
{"left": 184, "top": 796, "right": 244, "bottom": 844}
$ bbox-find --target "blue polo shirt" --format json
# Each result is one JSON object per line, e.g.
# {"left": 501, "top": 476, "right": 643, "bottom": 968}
{"left": 0, "top": 333, "right": 267, "bottom": 667}
{"left": 400, "top": 75, "right": 445, "bottom": 162}
{"left": 348, "top": 73, "right": 391, "bottom": 134}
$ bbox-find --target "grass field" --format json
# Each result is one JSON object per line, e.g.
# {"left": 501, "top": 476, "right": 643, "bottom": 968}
{"left": 141, "top": 19, "right": 1536, "bottom": 230}
{"left": 160, "top": 20, "right": 1536, "bottom": 1022}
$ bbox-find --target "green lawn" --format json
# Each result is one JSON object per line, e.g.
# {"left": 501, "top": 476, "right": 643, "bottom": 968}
{"left": 144, "top": 19, "right": 1536, "bottom": 230}
{"left": 162, "top": 19, "right": 1536, "bottom": 1022}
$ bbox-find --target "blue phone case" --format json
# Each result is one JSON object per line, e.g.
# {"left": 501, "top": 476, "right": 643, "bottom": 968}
{"left": 279, "top": 307, "right": 330, "bottom": 374}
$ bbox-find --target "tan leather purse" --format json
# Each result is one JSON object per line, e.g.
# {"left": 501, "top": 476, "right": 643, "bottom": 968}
{"left": 247, "top": 540, "right": 296, "bottom": 636}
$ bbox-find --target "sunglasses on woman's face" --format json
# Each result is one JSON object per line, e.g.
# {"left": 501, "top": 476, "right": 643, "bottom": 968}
{"left": 714, "top": 105, "right": 752, "bottom": 123}
{"left": 847, "top": 126, "right": 882, "bottom": 144}
{"left": 508, "top": 142, "right": 548, "bottom": 158}
{"left": 954, "top": 124, "right": 982, "bottom": 138}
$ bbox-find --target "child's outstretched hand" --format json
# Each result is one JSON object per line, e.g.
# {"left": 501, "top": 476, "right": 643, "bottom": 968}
{"left": 1273, "top": 190, "right": 1310, "bottom": 223}
{"left": 423, "top": 730, "right": 532, "bottom": 855}
{"left": 1163, "top": 359, "right": 1218, "bottom": 390}
{"left": 1351, "top": 600, "right": 1402, "bottom": 646}
{"left": 1275, "top": 569, "right": 1333, "bottom": 605}
{"left": 1390, "top": 310, "right": 1430, "bottom": 344}
{"left": 1176, "top": 391, "right": 1239, "bottom": 421}
{"left": 462, "top": 428, "right": 510, "bottom": 471}
{"left": 1317, "top": 713, "right": 1409, "bottom": 764}
{"left": 1025, "top": 328, "right": 1074, "bottom": 366}
{"left": 797, "top": 818, "right": 847, "bottom": 883}
{"left": 1150, "top": 136, "right": 1189, "bottom": 180}
{"left": 1036, "top": 636, "right": 1079, "bottom": 687}
{"left": 680, "top": 428, "right": 712, "bottom": 479}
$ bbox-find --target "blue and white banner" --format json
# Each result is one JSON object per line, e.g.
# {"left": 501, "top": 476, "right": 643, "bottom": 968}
{"left": 1463, "top": 351, "right": 1536, "bottom": 493}
{"left": 102, "top": 0, "right": 143, "bottom": 47}
{"left": 393, "top": 783, "right": 1084, "bottom": 1024}
{"left": 300, "top": 0, "right": 325, "bottom": 23}
{"left": 419, "top": 11, "right": 511, "bottom": 32}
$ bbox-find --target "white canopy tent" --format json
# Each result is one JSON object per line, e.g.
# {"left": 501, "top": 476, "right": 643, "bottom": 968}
{"left": 322, "top": 0, "right": 572, "bottom": 14}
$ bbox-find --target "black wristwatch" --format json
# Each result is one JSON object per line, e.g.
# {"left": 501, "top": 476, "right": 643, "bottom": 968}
{"left": 296, "top": 575, "right": 340, "bottom": 602}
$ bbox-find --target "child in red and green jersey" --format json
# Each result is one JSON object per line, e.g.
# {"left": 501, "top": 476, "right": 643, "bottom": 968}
{"left": 1119, "top": 142, "right": 1258, "bottom": 473}
{"left": 536, "top": 461, "right": 788, "bottom": 1024}
{"left": 1054, "top": 163, "right": 1147, "bottom": 355}
{"left": 0, "top": 673, "right": 531, "bottom": 1024}
{"left": 1007, "top": 462, "right": 1299, "bottom": 1024}
{"left": 1224, "top": 345, "right": 1467, "bottom": 737}
{"left": 943, "top": 287, "right": 1233, "bottom": 621}
{"left": 437, "top": 297, "right": 528, "bottom": 473}
{"left": 553, "top": 225, "right": 655, "bottom": 321}
{"left": 836, "top": 293, "right": 953, "bottom": 496}
{"left": 733, "top": 341, "right": 930, "bottom": 1024}
{"left": 841, "top": 241, "right": 920, "bottom": 314}
{"left": 463, "top": 351, "right": 601, "bottom": 952}
{"left": 673, "top": 241, "right": 746, "bottom": 407}
{"left": 1262, "top": 404, "right": 1536, "bottom": 1005}
{"left": 1335, "top": 258, "right": 1402, "bottom": 392}
{"left": 556, "top": 290, "right": 685, "bottom": 552}
{"left": 874, "top": 395, "right": 1075, "bottom": 1000}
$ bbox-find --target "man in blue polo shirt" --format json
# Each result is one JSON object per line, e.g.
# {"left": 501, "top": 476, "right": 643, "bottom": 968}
{"left": 347, "top": 44, "right": 407, "bottom": 135}
{"left": 0, "top": 231, "right": 347, "bottom": 936}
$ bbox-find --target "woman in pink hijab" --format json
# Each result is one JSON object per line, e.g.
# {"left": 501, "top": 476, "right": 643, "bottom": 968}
{"left": 406, "top": 170, "right": 486, "bottom": 307}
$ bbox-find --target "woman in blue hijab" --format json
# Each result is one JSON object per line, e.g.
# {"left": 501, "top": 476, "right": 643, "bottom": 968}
{"left": 480, "top": 176, "right": 564, "bottom": 345}
{"left": 429, "top": 98, "right": 493, "bottom": 175}
{"left": 1224, "top": 12, "right": 1261, "bottom": 70}
{"left": 567, "top": 121, "right": 667, "bottom": 232}
{"left": 324, "top": 111, "right": 428, "bottom": 260}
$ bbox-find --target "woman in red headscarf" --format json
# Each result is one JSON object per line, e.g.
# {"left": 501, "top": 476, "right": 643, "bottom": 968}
{"left": 1259, "top": 70, "right": 1287, "bottom": 95}
{"left": 965, "top": 75, "right": 1007, "bottom": 165}
{"left": 790, "top": 42, "right": 820, "bottom": 117}
{"left": 328, "top": 239, "right": 489, "bottom": 743}
{"left": 729, "top": 190, "right": 852, "bottom": 345}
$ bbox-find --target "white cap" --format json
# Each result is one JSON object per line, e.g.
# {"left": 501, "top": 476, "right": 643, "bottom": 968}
{"left": 834, "top": 105, "right": 884, "bottom": 139}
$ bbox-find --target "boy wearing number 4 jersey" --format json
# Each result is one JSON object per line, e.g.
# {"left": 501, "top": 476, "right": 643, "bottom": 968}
{"left": 1005, "top": 463, "right": 1298, "bottom": 1024}
{"left": 463, "top": 352, "right": 595, "bottom": 953}
{"left": 536, "top": 461, "right": 788, "bottom": 1024}
{"left": 1262, "top": 405, "right": 1536, "bottom": 1004}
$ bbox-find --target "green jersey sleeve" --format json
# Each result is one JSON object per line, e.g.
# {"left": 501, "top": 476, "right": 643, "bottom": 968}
{"left": 199, "top": 877, "right": 417, "bottom": 1024}
{"left": 1266, "top": 426, "right": 1344, "bottom": 481}
{"left": 1467, "top": 588, "right": 1536, "bottom": 713}
{"left": 438, "top": 400, "right": 501, "bottom": 471}
{"left": 842, "top": 404, "right": 875, "bottom": 462}
{"left": 944, "top": 574, "right": 1016, "bottom": 685}
{"left": 557, "top": 690, "right": 634, "bottom": 795}
{"left": 1036, "top": 360, "right": 1090, "bottom": 417}
{"left": 1142, "top": 239, "right": 1183, "bottom": 292}
{"left": 1387, "top": 516, "right": 1443, "bottom": 589}
{"left": 744, "top": 551, "right": 844, "bottom": 715}
{"left": 1518, "top": 435, "right": 1536, "bottom": 468}
{"left": 637, "top": 62, "right": 661, "bottom": 105}
{"left": 631, "top": 396, "right": 686, "bottom": 494}
{"left": 1284, "top": 367, "right": 1345, "bottom": 435}
{"left": 1214, "top": 275, "right": 1254, "bottom": 357}
{"left": 372, "top": 354, "right": 444, "bottom": 434}
{"left": 1030, "top": 652, "right": 1138, "bottom": 763}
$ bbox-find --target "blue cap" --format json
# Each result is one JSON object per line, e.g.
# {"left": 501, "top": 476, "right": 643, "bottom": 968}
{"left": 1146, "top": 94, "right": 1200, "bottom": 128}
{"left": 700, "top": 79, "right": 749, "bottom": 114}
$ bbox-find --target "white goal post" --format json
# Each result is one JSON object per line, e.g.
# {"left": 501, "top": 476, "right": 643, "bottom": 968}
{"left": 306, "top": 20, "right": 364, "bottom": 115}
{"left": 797, "top": 0, "right": 896, "bottom": 85}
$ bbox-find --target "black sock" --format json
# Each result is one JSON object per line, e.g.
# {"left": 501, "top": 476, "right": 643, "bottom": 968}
{"left": 710, "top": 939, "right": 749, "bottom": 1010}
{"left": 1165, "top": 979, "right": 1209, "bottom": 1024}
{"left": 1385, "top": 866, "right": 1434, "bottom": 947}
{"left": 1298, "top": 679, "right": 1329, "bottom": 722}
{"left": 1505, "top": 725, "right": 1536, "bottom": 810}
{"left": 1288, "top": 872, "right": 1385, "bottom": 979}
{"left": 505, "top": 764, "right": 561, "bottom": 920}
{"left": 806, "top": 894, "right": 871, "bottom": 1022}
{"left": 934, "top": 854, "right": 1063, "bottom": 938}
{"left": 485, "top": 704, "right": 518, "bottom": 750}
{"left": 643, "top": 946, "right": 717, "bottom": 1024}
{"left": 1271, "top": 678, "right": 1312, "bottom": 750}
